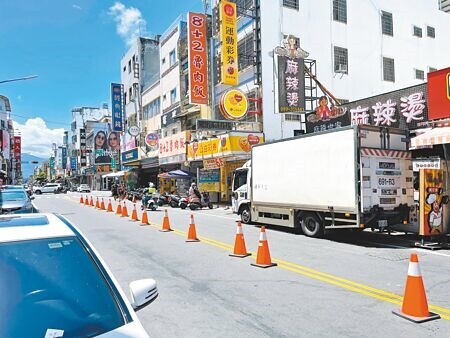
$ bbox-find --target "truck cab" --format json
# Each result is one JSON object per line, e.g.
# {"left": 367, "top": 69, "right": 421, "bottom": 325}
{"left": 231, "top": 160, "right": 251, "bottom": 222}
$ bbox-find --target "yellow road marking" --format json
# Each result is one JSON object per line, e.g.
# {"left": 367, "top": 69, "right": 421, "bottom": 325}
{"left": 69, "top": 198, "right": 450, "bottom": 320}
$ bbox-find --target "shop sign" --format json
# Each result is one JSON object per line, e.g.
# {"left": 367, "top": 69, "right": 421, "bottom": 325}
{"left": 79, "top": 128, "right": 87, "bottom": 166}
{"left": 196, "top": 119, "right": 234, "bottom": 131}
{"left": 70, "top": 157, "right": 77, "bottom": 170}
{"left": 128, "top": 125, "right": 140, "bottom": 137}
{"left": 419, "top": 169, "right": 448, "bottom": 236}
{"left": 111, "top": 83, "right": 124, "bottom": 131}
{"left": 198, "top": 168, "right": 220, "bottom": 192}
{"left": 187, "top": 12, "right": 208, "bottom": 104}
{"left": 219, "top": 89, "right": 248, "bottom": 120}
{"left": 145, "top": 133, "right": 159, "bottom": 147}
{"left": 306, "top": 84, "right": 428, "bottom": 133}
{"left": 159, "top": 131, "right": 190, "bottom": 159}
{"left": 161, "top": 106, "right": 181, "bottom": 127}
{"left": 13, "top": 136, "right": 21, "bottom": 173}
{"left": 187, "top": 132, "right": 263, "bottom": 160}
{"left": 203, "top": 158, "right": 224, "bottom": 170}
{"left": 121, "top": 148, "right": 139, "bottom": 163}
{"left": 427, "top": 67, "right": 450, "bottom": 120}
{"left": 220, "top": 0, "right": 238, "bottom": 86}
{"left": 413, "top": 159, "right": 440, "bottom": 170}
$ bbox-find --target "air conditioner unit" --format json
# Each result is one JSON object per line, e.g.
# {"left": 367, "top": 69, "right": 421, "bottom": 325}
{"left": 336, "top": 64, "right": 348, "bottom": 73}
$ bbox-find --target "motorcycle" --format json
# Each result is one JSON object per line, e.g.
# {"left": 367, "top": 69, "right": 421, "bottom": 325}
{"left": 168, "top": 194, "right": 182, "bottom": 208}
{"left": 141, "top": 193, "right": 158, "bottom": 211}
{"left": 188, "top": 191, "right": 213, "bottom": 210}
{"left": 156, "top": 193, "right": 169, "bottom": 206}
{"left": 179, "top": 196, "right": 189, "bottom": 209}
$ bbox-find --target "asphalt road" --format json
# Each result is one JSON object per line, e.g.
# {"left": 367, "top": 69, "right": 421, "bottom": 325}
{"left": 33, "top": 193, "right": 450, "bottom": 337}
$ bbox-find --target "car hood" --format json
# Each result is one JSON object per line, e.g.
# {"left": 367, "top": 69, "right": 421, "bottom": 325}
{"left": 0, "top": 200, "right": 29, "bottom": 209}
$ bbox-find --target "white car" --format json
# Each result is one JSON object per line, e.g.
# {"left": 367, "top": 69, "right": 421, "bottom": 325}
{"left": 0, "top": 213, "right": 157, "bottom": 337}
{"left": 77, "top": 184, "right": 91, "bottom": 193}
{"left": 33, "top": 183, "right": 61, "bottom": 194}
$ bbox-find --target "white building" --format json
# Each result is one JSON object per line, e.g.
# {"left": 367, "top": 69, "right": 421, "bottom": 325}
{"left": 221, "top": 0, "right": 450, "bottom": 141}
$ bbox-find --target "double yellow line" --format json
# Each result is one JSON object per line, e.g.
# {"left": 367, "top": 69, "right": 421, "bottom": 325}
{"left": 156, "top": 222, "right": 450, "bottom": 321}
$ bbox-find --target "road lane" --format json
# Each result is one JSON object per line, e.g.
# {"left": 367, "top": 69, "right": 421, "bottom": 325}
{"left": 33, "top": 194, "right": 450, "bottom": 337}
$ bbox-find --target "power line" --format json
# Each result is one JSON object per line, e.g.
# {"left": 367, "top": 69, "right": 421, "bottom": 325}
{"left": 9, "top": 112, "right": 70, "bottom": 127}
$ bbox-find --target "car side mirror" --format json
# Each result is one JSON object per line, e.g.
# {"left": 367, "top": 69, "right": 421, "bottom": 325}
{"left": 129, "top": 278, "right": 158, "bottom": 311}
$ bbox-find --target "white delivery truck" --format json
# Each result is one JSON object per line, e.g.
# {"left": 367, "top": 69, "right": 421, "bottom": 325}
{"left": 231, "top": 125, "right": 416, "bottom": 237}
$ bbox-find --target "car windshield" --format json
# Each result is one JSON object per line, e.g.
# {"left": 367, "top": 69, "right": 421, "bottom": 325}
{"left": 0, "top": 236, "right": 126, "bottom": 337}
{"left": 0, "top": 191, "right": 27, "bottom": 201}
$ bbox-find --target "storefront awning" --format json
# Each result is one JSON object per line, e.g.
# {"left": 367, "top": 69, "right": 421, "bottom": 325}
{"left": 410, "top": 127, "right": 450, "bottom": 150}
{"left": 102, "top": 170, "right": 126, "bottom": 178}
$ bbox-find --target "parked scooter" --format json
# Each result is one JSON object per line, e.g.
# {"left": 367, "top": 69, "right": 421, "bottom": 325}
{"left": 168, "top": 194, "right": 182, "bottom": 208}
{"left": 188, "top": 191, "right": 213, "bottom": 210}
{"left": 179, "top": 196, "right": 189, "bottom": 209}
{"left": 156, "top": 193, "right": 169, "bottom": 206}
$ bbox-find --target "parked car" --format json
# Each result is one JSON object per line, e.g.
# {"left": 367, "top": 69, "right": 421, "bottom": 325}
{"left": 0, "top": 213, "right": 158, "bottom": 337}
{"left": 77, "top": 184, "right": 91, "bottom": 193}
{"left": 33, "top": 183, "right": 61, "bottom": 194}
{"left": 3, "top": 185, "right": 32, "bottom": 197}
{"left": 0, "top": 188, "right": 35, "bottom": 214}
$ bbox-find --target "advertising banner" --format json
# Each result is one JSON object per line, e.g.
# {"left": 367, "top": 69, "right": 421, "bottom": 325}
{"left": 187, "top": 132, "right": 263, "bottom": 160}
{"left": 220, "top": 0, "right": 238, "bottom": 86}
{"left": 1, "top": 130, "right": 10, "bottom": 160}
{"left": 79, "top": 128, "right": 87, "bottom": 166}
{"left": 198, "top": 168, "right": 220, "bottom": 192}
{"left": 158, "top": 131, "right": 190, "bottom": 164}
{"left": 62, "top": 146, "right": 67, "bottom": 169}
{"left": 187, "top": 12, "right": 208, "bottom": 104}
{"left": 419, "top": 169, "right": 448, "bottom": 236}
{"left": 13, "top": 136, "right": 21, "bottom": 173}
{"left": 92, "top": 123, "right": 121, "bottom": 164}
{"left": 111, "top": 83, "right": 124, "bottom": 131}
{"left": 305, "top": 84, "right": 428, "bottom": 133}
{"left": 278, "top": 55, "right": 305, "bottom": 113}
{"left": 427, "top": 67, "right": 450, "bottom": 120}
{"left": 70, "top": 157, "right": 77, "bottom": 170}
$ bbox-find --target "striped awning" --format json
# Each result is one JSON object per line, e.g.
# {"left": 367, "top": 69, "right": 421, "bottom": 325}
{"left": 410, "top": 127, "right": 450, "bottom": 150}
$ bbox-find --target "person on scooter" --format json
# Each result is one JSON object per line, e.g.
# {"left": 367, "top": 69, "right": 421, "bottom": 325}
{"left": 189, "top": 182, "right": 201, "bottom": 204}
{"left": 142, "top": 182, "right": 157, "bottom": 210}
{"left": 147, "top": 182, "right": 157, "bottom": 195}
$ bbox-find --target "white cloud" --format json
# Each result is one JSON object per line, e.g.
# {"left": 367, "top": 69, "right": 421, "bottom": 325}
{"left": 72, "top": 4, "right": 82, "bottom": 10}
{"left": 13, "top": 118, "right": 65, "bottom": 158}
{"left": 108, "top": 2, "right": 147, "bottom": 46}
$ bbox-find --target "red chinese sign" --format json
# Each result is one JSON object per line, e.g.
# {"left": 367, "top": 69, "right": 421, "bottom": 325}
{"left": 187, "top": 12, "right": 208, "bottom": 105}
{"left": 158, "top": 131, "right": 190, "bottom": 159}
{"left": 428, "top": 67, "right": 450, "bottom": 120}
{"left": 14, "top": 136, "right": 21, "bottom": 173}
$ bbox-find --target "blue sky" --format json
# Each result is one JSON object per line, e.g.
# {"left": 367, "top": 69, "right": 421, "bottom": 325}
{"left": 0, "top": 0, "right": 204, "bottom": 157}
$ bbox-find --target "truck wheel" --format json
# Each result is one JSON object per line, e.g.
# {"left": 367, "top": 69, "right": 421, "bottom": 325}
{"left": 301, "top": 213, "right": 323, "bottom": 238}
{"left": 240, "top": 206, "right": 251, "bottom": 224}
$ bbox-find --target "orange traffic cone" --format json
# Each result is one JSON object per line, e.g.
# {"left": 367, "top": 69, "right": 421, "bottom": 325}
{"left": 186, "top": 214, "right": 200, "bottom": 242}
{"left": 80, "top": 195, "right": 84, "bottom": 204}
{"left": 159, "top": 209, "right": 173, "bottom": 232}
{"left": 141, "top": 210, "right": 149, "bottom": 225}
{"left": 95, "top": 198, "right": 100, "bottom": 209}
{"left": 392, "top": 253, "right": 440, "bottom": 323}
{"left": 130, "top": 204, "right": 139, "bottom": 221}
{"left": 84, "top": 195, "right": 89, "bottom": 205}
{"left": 229, "top": 221, "right": 251, "bottom": 258}
{"left": 106, "top": 199, "right": 113, "bottom": 212}
{"left": 121, "top": 201, "right": 129, "bottom": 217}
{"left": 116, "top": 201, "right": 122, "bottom": 215}
{"left": 251, "top": 226, "right": 277, "bottom": 268}
{"left": 101, "top": 198, "right": 106, "bottom": 210}
{"left": 90, "top": 196, "right": 94, "bottom": 207}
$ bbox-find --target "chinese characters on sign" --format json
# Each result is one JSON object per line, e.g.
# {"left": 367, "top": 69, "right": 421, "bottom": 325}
{"left": 158, "top": 131, "right": 190, "bottom": 164}
{"left": 13, "top": 136, "right": 21, "bottom": 174}
{"left": 305, "top": 84, "right": 428, "bottom": 133}
{"left": 188, "top": 12, "right": 208, "bottom": 104}
{"left": 111, "top": 83, "right": 124, "bottom": 131}
{"left": 277, "top": 56, "right": 305, "bottom": 113}
{"left": 220, "top": 1, "right": 238, "bottom": 86}
{"left": 79, "top": 128, "right": 87, "bottom": 167}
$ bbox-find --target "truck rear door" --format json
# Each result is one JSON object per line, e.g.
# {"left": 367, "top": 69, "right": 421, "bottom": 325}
{"left": 360, "top": 148, "right": 414, "bottom": 216}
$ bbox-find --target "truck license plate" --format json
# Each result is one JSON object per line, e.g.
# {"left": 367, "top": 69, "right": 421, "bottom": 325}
{"left": 378, "top": 220, "right": 388, "bottom": 228}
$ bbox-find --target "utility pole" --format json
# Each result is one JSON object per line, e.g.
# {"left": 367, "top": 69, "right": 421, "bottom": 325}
{"left": 0, "top": 75, "right": 38, "bottom": 84}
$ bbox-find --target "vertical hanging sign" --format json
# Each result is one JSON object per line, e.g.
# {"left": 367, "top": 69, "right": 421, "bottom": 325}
{"left": 111, "top": 83, "right": 124, "bottom": 131}
{"left": 220, "top": 0, "right": 238, "bottom": 86}
{"left": 188, "top": 12, "right": 209, "bottom": 105}
{"left": 13, "top": 136, "right": 21, "bottom": 175}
